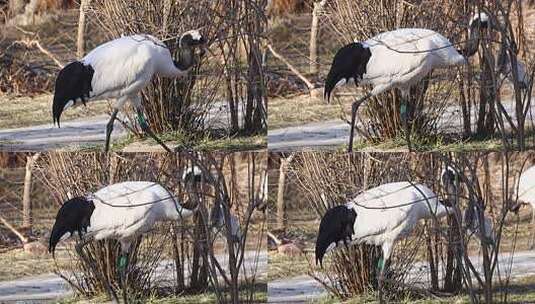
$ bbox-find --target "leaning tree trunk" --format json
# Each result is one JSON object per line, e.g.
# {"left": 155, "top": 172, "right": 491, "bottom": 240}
{"left": 77, "top": 0, "right": 91, "bottom": 58}
{"left": 22, "top": 153, "right": 40, "bottom": 230}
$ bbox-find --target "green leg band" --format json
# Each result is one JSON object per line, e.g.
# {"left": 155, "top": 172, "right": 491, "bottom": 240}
{"left": 137, "top": 113, "right": 147, "bottom": 127}
{"left": 118, "top": 255, "right": 128, "bottom": 270}
{"left": 377, "top": 257, "right": 385, "bottom": 271}
{"left": 400, "top": 103, "right": 408, "bottom": 118}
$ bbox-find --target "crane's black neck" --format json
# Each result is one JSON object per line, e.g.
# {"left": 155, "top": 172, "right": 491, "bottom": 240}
{"left": 460, "top": 22, "right": 484, "bottom": 58}
{"left": 173, "top": 46, "right": 195, "bottom": 71}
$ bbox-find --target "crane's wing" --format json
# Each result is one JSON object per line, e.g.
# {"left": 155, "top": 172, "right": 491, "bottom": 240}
{"left": 362, "top": 28, "right": 462, "bottom": 85}
{"left": 518, "top": 166, "right": 535, "bottom": 202}
{"left": 352, "top": 182, "right": 437, "bottom": 239}
{"left": 82, "top": 35, "right": 161, "bottom": 98}
{"left": 89, "top": 181, "right": 172, "bottom": 238}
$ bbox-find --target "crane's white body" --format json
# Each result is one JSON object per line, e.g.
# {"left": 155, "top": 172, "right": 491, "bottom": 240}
{"left": 88, "top": 181, "right": 192, "bottom": 251}
{"left": 341, "top": 181, "right": 449, "bottom": 258}
{"left": 65, "top": 34, "right": 186, "bottom": 111}
{"left": 518, "top": 165, "right": 535, "bottom": 215}
{"left": 518, "top": 165, "right": 535, "bottom": 248}
{"left": 357, "top": 28, "right": 466, "bottom": 96}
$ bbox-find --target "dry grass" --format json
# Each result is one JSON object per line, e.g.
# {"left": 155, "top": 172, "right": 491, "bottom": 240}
{"left": 269, "top": 93, "right": 354, "bottom": 129}
{"left": 268, "top": 251, "right": 312, "bottom": 281}
{"left": 314, "top": 274, "right": 535, "bottom": 303}
{"left": 0, "top": 248, "right": 56, "bottom": 281}
{"left": 0, "top": 94, "right": 110, "bottom": 129}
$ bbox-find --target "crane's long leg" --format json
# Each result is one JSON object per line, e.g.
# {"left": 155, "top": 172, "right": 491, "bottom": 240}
{"left": 377, "top": 257, "right": 392, "bottom": 304}
{"left": 105, "top": 109, "right": 119, "bottom": 152}
{"left": 76, "top": 238, "right": 119, "bottom": 304}
{"left": 348, "top": 93, "right": 372, "bottom": 152}
{"left": 118, "top": 252, "right": 129, "bottom": 304}
{"left": 400, "top": 99, "right": 412, "bottom": 152}
{"left": 136, "top": 108, "right": 173, "bottom": 153}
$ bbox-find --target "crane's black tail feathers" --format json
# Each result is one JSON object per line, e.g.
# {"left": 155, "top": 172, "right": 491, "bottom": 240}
{"left": 324, "top": 42, "right": 371, "bottom": 104}
{"left": 49, "top": 197, "right": 95, "bottom": 257}
{"left": 52, "top": 61, "right": 94, "bottom": 127}
{"left": 315, "top": 205, "right": 357, "bottom": 267}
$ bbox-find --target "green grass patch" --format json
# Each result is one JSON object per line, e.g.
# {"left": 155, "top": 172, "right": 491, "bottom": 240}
{"left": 349, "top": 130, "right": 535, "bottom": 152}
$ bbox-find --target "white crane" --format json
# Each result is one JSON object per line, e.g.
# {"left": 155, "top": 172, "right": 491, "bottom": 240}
{"left": 514, "top": 164, "right": 535, "bottom": 248}
{"left": 48, "top": 181, "right": 195, "bottom": 303}
{"left": 52, "top": 30, "right": 206, "bottom": 152}
{"left": 315, "top": 179, "right": 457, "bottom": 302}
{"left": 324, "top": 14, "right": 489, "bottom": 152}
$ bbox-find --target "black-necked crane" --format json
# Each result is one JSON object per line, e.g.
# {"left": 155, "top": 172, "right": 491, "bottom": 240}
{"left": 324, "top": 14, "right": 490, "bottom": 152}
{"left": 52, "top": 30, "right": 206, "bottom": 152}
{"left": 48, "top": 181, "right": 196, "bottom": 303}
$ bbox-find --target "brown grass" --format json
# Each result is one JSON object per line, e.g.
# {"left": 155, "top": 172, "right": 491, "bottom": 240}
{"left": 0, "top": 94, "right": 110, "bottom": 129}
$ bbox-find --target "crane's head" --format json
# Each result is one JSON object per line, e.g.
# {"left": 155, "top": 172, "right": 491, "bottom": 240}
{"left": 441, "top": 165, "right": 460, "bottom": 206}
{"left": 469, "top": 12, "right": 492, "bottom": 30}
{"left": 460, "top": 11, "right": 498, "bottom": 58}
{"left": 464, "top": 201, "right": 496, "bottom": 245}
{"left": 315, "top": 204, "right": 357, "bottom": 267}
{"left": 182, "top": 165, "right": 203, "bottom": 185}
{"left": 324, "top": 42, "right": 371, "bottom": 103}
{"left": 179, "top": 30, "right": 207, "bottom": 48}
{"left": 210, "top": 201, "right": 225, "bottom": 229}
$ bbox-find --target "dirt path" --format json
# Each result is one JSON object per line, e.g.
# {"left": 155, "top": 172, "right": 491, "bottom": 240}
{"left": 267, "top": 249, "right": 535, "bottom": 303}
{"left": 0, "top": 250, "right": 266, "bottom": 303}
{"left": 269, "top": 99, "right": 535, "bottom": 152}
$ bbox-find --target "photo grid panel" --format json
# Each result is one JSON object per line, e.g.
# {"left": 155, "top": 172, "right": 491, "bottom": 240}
{"left": 2, "top": 0, "right": 535, "bottom": 304}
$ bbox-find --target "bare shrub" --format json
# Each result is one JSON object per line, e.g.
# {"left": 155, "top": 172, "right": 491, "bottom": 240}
{"left": 288, "top": 151, "right": 526, "bottom": 303}
{"left": 88, "top": 0, "right": 267, "bottom": 139}
{"left": 34, "top": 152, "right": 266, "bottom": 303}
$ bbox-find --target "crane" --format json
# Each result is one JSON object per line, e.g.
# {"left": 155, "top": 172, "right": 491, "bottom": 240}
{"left": 324, "top": 14, "right": 489, "bottom": 152}
{"left": 315, "top": 180, "right": 457, "bottom": 302}
{"left": 52, "top": 30, "right": 206, "bottom": 152}
{"left": 48, "top": 181, "right": 195, "bottom": 303}
{"left": 514, "top": 164, "right": 535, "bottom": 249}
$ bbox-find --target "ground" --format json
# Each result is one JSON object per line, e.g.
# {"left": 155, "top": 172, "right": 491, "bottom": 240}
{"left": 269, "top": 92, "right": 535, "bottom": 152}
{"left": 0, "top": 94, "right": 266, "bottom": 152}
